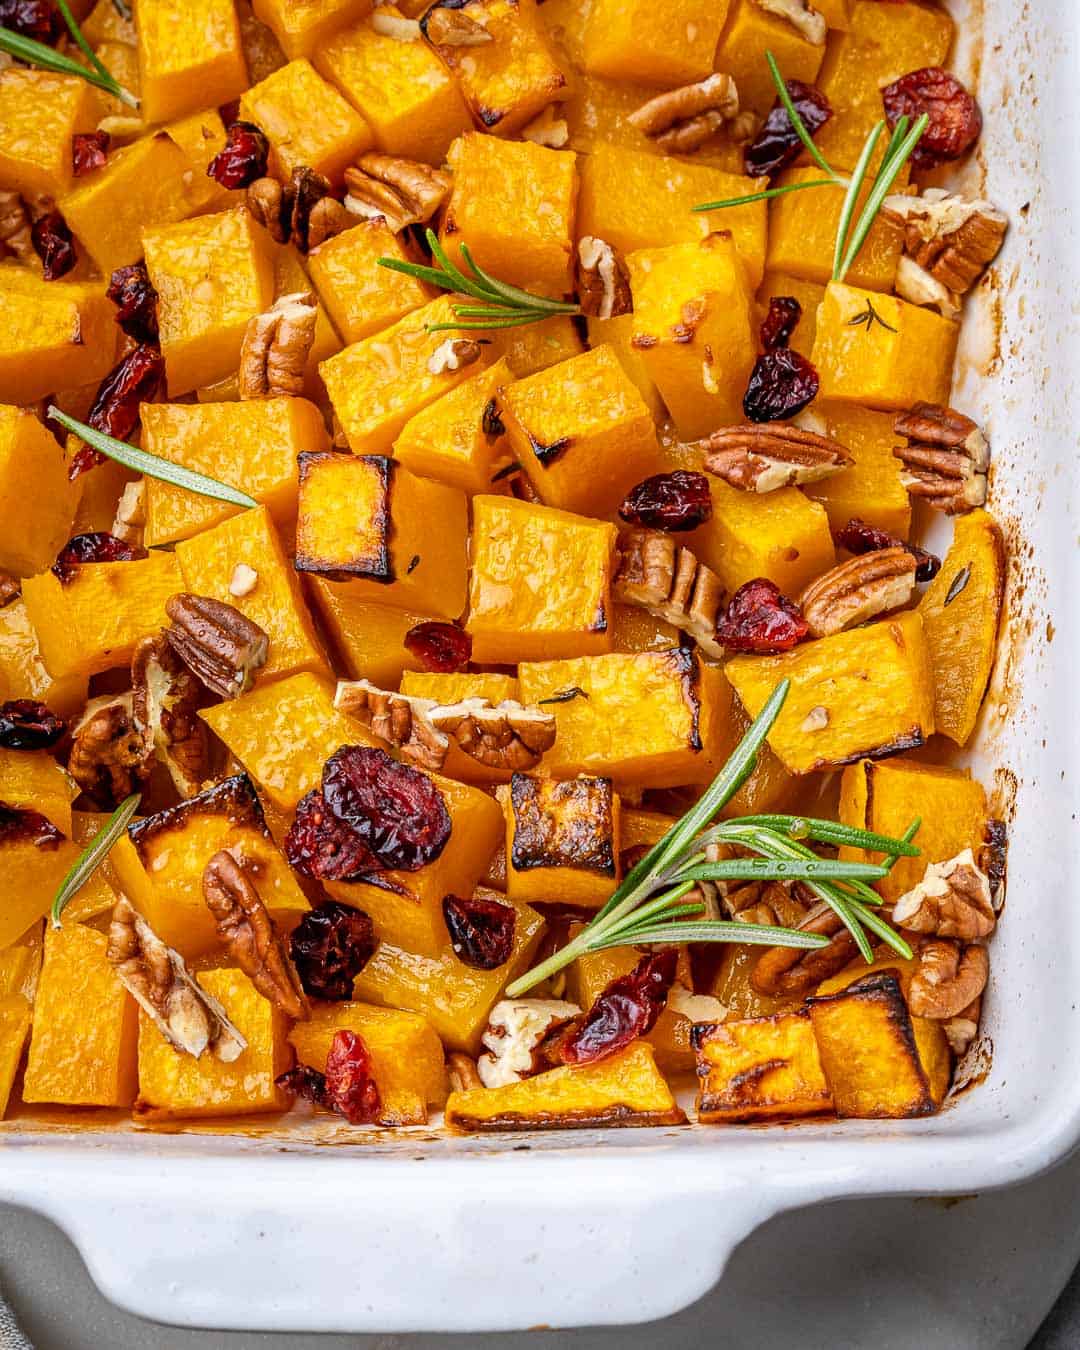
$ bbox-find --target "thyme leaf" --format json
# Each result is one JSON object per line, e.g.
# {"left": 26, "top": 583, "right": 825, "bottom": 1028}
{"left": 944, "top": 564, "right": 972, "bottom": 606}
{"left": 538, "top": 686, "right": 589, "bottom": 705}
{"left": 846, "top": 298, "right": 898, "bottom": 334}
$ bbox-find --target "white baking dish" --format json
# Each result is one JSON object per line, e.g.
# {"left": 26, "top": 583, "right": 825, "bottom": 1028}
{"left": 1, "top": 0, "right": 1075, "bottom": 1332}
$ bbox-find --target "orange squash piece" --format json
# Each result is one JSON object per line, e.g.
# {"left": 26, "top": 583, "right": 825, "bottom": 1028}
{"left": 0, "top": 993, "right": 32, "bottom": 1119}
{"left": 0, "top": 405, "right": 79, "bottom": 578}
{"left": 0, "top": 749, "right": 76, "bottom": 948}
{"left": 695, "top": 1011, "right": 833, "bottom": 1123}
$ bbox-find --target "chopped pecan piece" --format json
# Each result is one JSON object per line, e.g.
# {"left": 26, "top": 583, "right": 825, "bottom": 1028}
{"left": 164, "top": 594, "right": 269, "bottom": 699}
{"left": 628, "top": 73, "right": 740, "bottom": 154}
{"left": 893, "top": 401, "right": 989, "bottom": 514}
{"left": 755, "top": 0, "right": 826, "bottom": 43}
{"left": 0, "top": 189, "right": 34, "bottom": 264}
{"left": 701, "top": 423, "right": 853, "bottom": 493}
{"left": 371, "top": 10, "right": 422, "bottom": 40}
{"left": 894, "top": 254, "right": 961, "bottom": 321}
{"left": 238, "top": 290, "right": 317, "bottom": 399}
{"left": 334, "top": 679, "right": 448, "bottom": 772}
{"left": 891, "top": 848, "right": 996, "bottom": 940}
{"left": 943, "top": 995, "right": 981, "bottom": 1056}
{"left": 423, "top": 5, "right": 494, "bottom": 46}
{"left": 427, "top": 337, "right": 483, "bottom": 376}
{"left": 576, "top": 236, "right": 632, "bottom": 319}
{"left": 521, "top": 105, "right": 569, "bottom": 148}
{"left": 69, "top": 693, "right": 151, "bottom": 806}
{"left": 429, "top": 697, "right": 556, "bottom": 771}
{"left": 246, "top": 166, "right": 348, "bottom": 253}
{"left": 107, "top": 896, "right": 247, "bottom": 1061}
{"left": 478, "top": 998, "right": 581, "bottom": 1088}
{"left": 202, "top": 850, "right": 310, "bottom": 1021}
{"left": 908, "top": 938, "right": 989, "bottom": 1020}
{"left": 613, "top": 529, "right": 725, "bottom": 658}
{"left": 447, "top": 1051, "right": 484, "bottom": 1092}
{"left": 883, "top": 187, "right": 1007, "bottom": 294}
{"left": 110, "top": 478, "right": 146, "bottom": 548}
{"left": 751, "top": 904, "right": 858, "bottom": 997}
{"left": 343, "top": 152, "right": 451, "bottom": 234}
{"left": 798, "top": 547, "right": 917, "bottom": 639}
{"left": 131, "top": 634, "right": 208, "bottom": 798}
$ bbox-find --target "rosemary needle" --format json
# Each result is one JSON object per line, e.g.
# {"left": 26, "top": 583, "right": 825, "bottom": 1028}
{"left": 51, "top": 793, "right": 140, "bottom": 928}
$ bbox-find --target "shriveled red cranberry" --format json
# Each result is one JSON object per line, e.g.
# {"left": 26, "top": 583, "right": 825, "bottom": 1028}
{"left": 743, "top": 349, "right": 819, "bottom": 422}
{"left": 882, "top": 67, "right": 982, "bottom": 169}
{"left": 275, "top": 1063, "right": 332, "bottom": 1109}
{"left": 0, "top": 0, "right": 61, "bottom": 43}
{"left": 760, "top": 296, "right": 802, "bottom": 353}
{"left": 403, "top": 621, "right": 472, "bottom": 673}
{"left": 322, "top": 746, "right": 452, "bottom": 872}
{"left": 290, "top": 900, "right": 377, "bottom": 1001}
{"left": 0, "top": 700, "right": 65, "bottom": 750}
{"left": 106, "top": 262, "right": 160, "bottom": 345}
{"left": 323, "top": 1029, "right": 381, "bottom": 1124}
{"left": 87, "top": 343, "right": 165, "bottom": 442}
{"left": 284, "top": 788, "right": 381, "bottom": 883}
{"left": 557, "top": 950, "right": 678, "bottom": 1066}
{"left": 51, "top": 532, "right": 147, "bottom": 584}
{"left": 834, "top": 517, "right": 941, "bottom": 583}
{"left": 31, "top": 210, "right": 76, "bottom": 280}
{"left": 442, "top": 892, "right": 516, "bottom": 970}
{"left": 618, "top": 471, "right": 712, "bottom": 532}
{"left": 0, "top": 802, "right": 64, "bottom": 850}
{"left": 715, "top": 578, "right": 809, "bottom": 654}
{"left": 207, "top": 120, "right": 270, "bottom": 190}
{"left": 744, "top": 80, "right": 832, "bottom": 178}
{"left": 72, "top": 131, "right": 109, "bottom": 177}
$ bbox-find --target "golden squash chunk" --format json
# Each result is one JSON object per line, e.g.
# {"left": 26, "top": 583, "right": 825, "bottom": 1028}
{"left": 587, "top": 313, "right": 664, "bottom": 421}
{"left": 305, "top": 582, "right": 431, "bottom": 689}
{"left": 0, "top": 994, "right": 32, "bottom": 1119}
{"left": 725, "top": 612, "right": 936, "bottom": 775}
{"left": 0, "top": 69, "right": 100, "bottom": 198}
{"left": 0, "top": 749, "right": 76, "bottom": 949}
{"left": 135, "top": 0, "right": 246, "bottom": 123}
{"left": 400, "top": 670, "right": 520, "bottom": 785}
{"left": 22, "top": 923, "right": 138, "bottom": 1109}
{"left": 802, "top": 401, "right": 912, "bottom": 539}
{"left": 918, "top": 509, "right": 1005, "bottom": 746}
{"left": 175, "top": 505, "right": 330, "bottom": 685}
{"left": 812, "top": 282, "right": 959, "bottom": 411}
{"left": 695, "top": 1011, "right": 833, "bottom": 1123}
{"left": 445, "top": 1041, "right": 683, "bottom": 1132}
{"left": 0, "top": 407, "right": 79, "bottom": 579}
{"left": 136, "top": 968, "right": 291, "bottom": 1120}
{"left": 0, "top": 269, "right": 116, "bottom": 405}
{"left": 505, "top": 774, "right": 620, "bottom": 908}
{"left": 767, "top": 168, "right": 902, "bottom": 292}
{"left": 466, "top": 496, "right": 616, "bottom": 664}
{"left": 164, "top": 107, "right": 232, "bottom": 213}
{"left": 69, "top": 457, "right": 136, "bottom": 536}
{"left": 60, "top": 812, "right": 125, "bottom": 925}
{"left": 0, "top": 923, "right": 43, "bottom": 1002}
{"left": 582, "top": 0, "right": 729, "bottom": 85}
{"left": 715, "top": 0, "right": 824, "bottom": 114}
{"left": 757, "top": 272, "right": 825, "bottom": 359}
{"left": 489, "top": 315, "right": 585, "bottom": 377}
{"left": 0, "top": 593, "right": 88, "bottom": 720}
{"left": 394, "top": 358, "right": 513, "bottom": 496}
{"left": 84, "top": 0, "right": 137, "bottom": 43}
{"left": 609, "top": 604, "right": 681, "bottom": 655}
{"left": 144, "top": 207, "right": 276, "bottom": 397}
{"left": 252, "top": 0, "right": 372, "bottom": 59}
{"left": 143, "top": 398, "right": 328, "bottom": 546}
{"left": 308, "top": 219, "right": 430, "bottom": 345}
{"left": 289, "top": 1003, "right": 447, "bottom": 1125}
{"left": 240, "top": 59, "right": 373, "bottom": 183}
{"left": 441, "top": 134, "right": 577, "bottom": 300}
{"left": 23, "top": 551, "right": 183, "bottom": 681}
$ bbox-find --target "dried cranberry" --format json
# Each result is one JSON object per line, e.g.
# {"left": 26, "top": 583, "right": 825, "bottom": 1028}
{"left": 743, "top": 349, "right": 819, "bottom": 423}
{"left": 106, "top": 262, "right": 160, "bottom": 345}
{"left": 403, "top": 621, "right": 472, "bottom": 673}
{"left": 207, "top": 120, "right": 270, "bottom": 190}
{"left": 290, "top": 900, "right": 377, "bottom": 1001}
{"left": 882, "top": 67, "right": 982, "bottom": 169}
{"left": 834, "top": 517, "right": 941, "bottom": 582}
{"left": 0, "top": 802, "right": 63, "bottom": 850}
{"left": 442, "top": 892, "right": 515, "bottom": 970}
{"left": 323, "top": 1029, "right": 381, "bottom": 1124}
{"left": 31, "top": 210, "right": 76, "bottom": 281}
{"left": 557, "top": 950, "right": 678, "bottom": 1066}
{"left": 88, "top": 343, "right": 165, "bottom": 442}
{"left": 284, "top": 788, "right": 381, "bottom": 883}
{"left": 744, "top": 80, "right": 832, "bottom": 178}
{"left": 760, "top": 296, "right": 802, "bottom": 353}
{"left": 275, "top": 1063, "right": 331, "bottom": 1109}
{"left": 322, "top": 746, "right": 452, "bottom": 872}
{"left": 0, "top": 0, "right": 60, "bottom": 43}
{"left": 0, "top": 700, "right": 65, "bottom": 750}
{"left": 72, "top": 131, "right": 109, "bottom": 177}
{"left": 716, "top": 578, "right": 809, "bottom": 654}
{"left": 618, "top": 471, "right": 712, "bottom": 532}
{"left": 51, "top": 532, "right": 147, "bottom": 584}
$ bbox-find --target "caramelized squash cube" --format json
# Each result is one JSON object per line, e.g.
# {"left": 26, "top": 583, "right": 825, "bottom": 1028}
{"left": 757, "top": 272, "right": 825, "bottom": 358}
{"left": 0, "top": 69, "right": 100, "bottom": 198}
{"left": 61, "top": 812, "right": 125, "bottom": 924}
{"left": 308, "top": 219, "right": 429, "bottom": 345}
{"left": 135, "top": 0, "right": 246, "bottom": 123}
{"left": 0, "top": 598, "right": 87, "bottom": 718}
{"left": 164, "top": 108, "right": 232, "bottom": 214}
{"left": 489, "top": 315, "right": 585, "bottom": 377}
{"left": 240, "top": 59, "right": 373, "bottom": 183}
{"left": 581, "top": 0, "right": 729, "bottom": 85}
{"left": 0, "top": 749, "right": 76, "bottom": 948}
{"left": 304, "top": 583, "right": 431, "bottom": 688}
{"left": 715, "top": 0, "right": 824, "bottom": 114}
{"left": 0, "top": 994, "right": 32, "bottom": 1119}
{"left": 610, "top": 604, "right": 682, "bottom": 655}
{"left": 505, "top": 774, "right": 620, "bottom": 908}
{"left": 252, "top": 0, "right": 373, "bottom": 59}
{"left": 801, "top": 401, "right": 911, "bottom": 538}
{"left": 0, "top": 407, "right": 79, "bottom": 578}
{"left": 587, "top": 313, "right": 664, "bottom": 421}
{"left": 84, "top": 0, "right": 137, "bottom": 44}
{"left": 0, "top": 270, "right": 116, "bottom": 404}
{"left": 694, "top": 1011, "right": 833, "bottom": 1123}
{"left": 394, "top": 358, "right": 514, "bottom": 495}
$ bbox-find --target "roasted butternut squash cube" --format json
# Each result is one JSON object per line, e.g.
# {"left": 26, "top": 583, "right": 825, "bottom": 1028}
{"left": 305, "top": 582, "right": 430, "bottom": 688}
{"left": 70, "top": 457, "right": 136, "bottom": 535}
{"left": 801, "top": 401, "right": 911, "bottom": 538}
{"left": 22, "top": 923, "right": 138, "bottom": 1108}
{"left": 812, "top": 282, "right": 959, "bottom": 410}
{"left": 0, "top": 926, "right": 43, "bottom": 1006}
{"left": 135, "top": 0, "right": 246, "bottom": 123}
{"left": 715, "top": 0, "right": 824, "bottom": 114}
{"left": 0, "top": 69, "right": 101, "bottom": 198}
{"left": 93, "top": 39, "right": 141, "bottom": 123}
{"left": 240, "top": 59, "right": 373, "bottom": 183}
{"left": 489, "top": 315, "right": 585, "bottom": 376}
{"left": 307, "top": 219, "right": 429, "bottom": 345}
{"left": 581, "top": 0, "right": 729, "bottom": 85}
{"left": 767, "top": 168, "right": 902, "bottom": 292}
{"left": 0, "top": 599, "right": 87, "bottom": 719}
{"left": 288, "top": 1002, "right": 446, "bottom": 1125}
{"left": 0, "top": 994, "right": 31, "bottom": 1119}
{"left": 587, "top": 313, "right": 664, "bottom": 421}
{"left": 757, "top": 272, "right": 825, "bottom": 359}
{"left": 85, "top": 0, "right": 137, "bottom": 43}
{"left": 610, "top": 604, "right": 682, "bottom": 655}
{"left": 175, "top": 505, "right": 329, "bottom": 684}
{"left": 0, "top": 749, "right": 76, "bottom": 948}
{"left": 400, "top": 670, "right": 520, "bottom": 784}
{"left": 505, "top": 774, "right": 620, "bottom": 908}
{"left": 161, "top": 108, "right": 233, "bottom": 213}
{"left": 723, "top": 700, "right": 800, "bottom": 818}
{"left": 0, "top": 407, "right": 79, "bottom": 578}
{"left": 135, "top": 967, "right": 291, "bottom": 1120}
{"left": 0, "top": 269, "right": 116, "bottom": 404}
{"left": 295, "top": 453, "right": 468, "bottom": 620}
{"left": 695, "top": 1011, "right": 833, "bottom": 1122}
{"left": 445, "top": 1041, "right": 683, "bottom": 1131}
{"left": 441, "top": 134, "right": 577, "bottom": 300}
{"left": 352, "top": 893, "right": 545, "bottom": 1052}
{"left": 466, "top": 496, "right": 616, "bottom": 663}
{"left": 917, "top": 509, "right": 1005, "bottom": 746}
{"left": 143, "top": 398, "right": 328, "bottom": 546}
{"left": 394, "top": 358, "right": 513, "bottom": 496}
{"left": 708, "top": 943, "right": 803, "bottom": 1024}
{"left": 143, "top": 207, "right": 276, "bottom": 396}
{"left": 57, "top": 812, "right": 125, "bottom": 925}
{"left": 22, "top": 550, "right": 183, "bottom": 680}
{"left": 252, "top": 0, "right": 372, "bottom": 59}
{"left": 628, "top": 235, "right": 757, "bottom": 438}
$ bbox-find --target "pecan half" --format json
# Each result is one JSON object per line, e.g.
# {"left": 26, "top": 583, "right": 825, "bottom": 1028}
{"left": 424, "top": 6, "right": 494, "bottom": 46}
{"left": 131, "top": 634, "right": 208, "bottom": 798}
{"left": 165, "top": 594, "right": 269, "bottom": 699}
{"left": 0, "top": 189, "right": 34, "bottom": 264}
{"left": 239, "top": 290, "right": 317, "bottom": 399}
{"left": 202, "top": 850, "right": 310, "bottom": 1021}
{"left": 893, "top": 402, "right": 989, "bottom": 514}
{"left": 891, "top": 848, "right": 996, "bottom": 940}
{"left": 107, "top": 896, "right": 247, "bottom": 1061}
{"left": 69, "top": 694, "right": 151, "bottom": 806}
{"left": 334, "top": 680, "right": 448, "bottom": 771}
{"left": 576, "top": 236, "right": 632, "bottom": 320}
{"left": 343, "top": 152, "right": 451, "bottom": 234}
{"left": 447, "top": 1051, "right": 484, "bottom": 1091}
{"left": 894, "top": 254, "right": 961, "bottom": 321}
{"left": 427, "top": 337, "right": 483, "bottom": 376}
{"left": 751, "top": 904, "right": 858, "bottom": 997}
{"left": 247, "top": 167, "right": 348, "bottom": 253}
{"left": 908, "top": 938, "right": 989, "bottom": 1020}
{"left": 628, "top": 73, "right": 741, "bottom": 154}
{"left": 613, "top": 529, "right": 725, "bottom": 658}
{"left": 883, "top": 188, "right": 1008, "bottom": 294}
{"left": 701, "top": 423, "right": 852, "bottom": 493}
{"left": 110, "top": 479, "right": 146, "bottom": 548}
{"left": 798, "top": 547, "right": 916, "bottom": 638}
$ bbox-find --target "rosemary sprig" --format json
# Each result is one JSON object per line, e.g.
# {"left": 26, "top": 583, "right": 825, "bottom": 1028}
{"left": 505, "top": 680, "right": 918, "bottom": 997}
{"left": 377, "top": 228, "right": 581, "bottom": 332}
{"left": 51, "top": 793, "right": 140, "bottom": 928}
{"left": 48, "top": 408, "right": 258, "bottom": 510}
{"left": 0, "top": 1, "right": 139, "bottom": 108}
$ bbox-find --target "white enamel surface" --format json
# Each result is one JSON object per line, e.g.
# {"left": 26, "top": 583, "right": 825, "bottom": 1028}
{"left": 2, "top": 1, "right": 1078, "bottom": 1332}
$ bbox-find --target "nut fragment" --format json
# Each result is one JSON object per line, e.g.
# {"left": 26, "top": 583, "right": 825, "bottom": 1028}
{"left": 202, "top": 850, "right": 310, "bottom": 1021}
{"left": 478, "top": 998, "right": 581, "bottom": 1088}
{"left": 247, "top": 167, "right": 349, "bottom": 253}
{"left": 239, "top": 290, "right": 317, "bottom": 399}
{"left": 798, "top": 547, "right": 917, "bottom": 638}
{"left": 0, "top": 189, "right": 34, "bottom": 264}
{"left": 110, "top": 478, "right": 146, "bottom": 548}
{"left": 893, "top": 401, "right": 989, "bottom": 514}
{"left": 883, "top": 188, "right": 1008, "bottom": 294}
{"left": 943, "top": 995, "right": 981, "bottom": 1056}
{"left": 69, "top": 693, "right": 151, "bottom": 806}
{"left": 575, "top": 236, "right": 632, "bottom": 320}
{"left": 424, "top": 5, "right": 494, "bottom": 45}
{"left": 371, "top": 10, "right": 421, "bottom": 40}
{"left": 131, "top": 633, "right": 208, "bottom": 799}
{"left": 343, "top": 152, "right": 451, "bottom": 234}
{"left": 754, "top": 0, "right": 826, "bottom": 44}
{"left": 613, "top": 529, "right": 726, "bottom": 658}
{"left": 427, "top": 337, "right": 483, "bottom": 376}
{"left": 0, "top": 571, "right": 19, "bottom": 608}
{"left": 751, "top": 904, "right": 858, "bottom": 997}
{"left": 521, "top": 105, "right": 569, "bottom": 148}
{"left": 334, "top": 679, "right": 448, "bottom": 771}
{"left": 628, "top": 73, "right": 740, "bottom": 154}
{"left": 908, "top": 938, "right": 989, "bottom": 1020}
{"left": 894, "top": 254, "right": 961, "bottom": 321}
{"left": 164, "top": 593, "right": 269, "bottom": 699}
{"left": 228, "top": 563, "right": 259, "bottom": 598}
{"left": 447, "top": 1051, "right": 484, "bottom": 1091}
{"left": 107, "top": 896, "right": 247, "bottom": 1062}
{"left": 891, "top": 849, "right": 996, "bottom": 940}
{"left": 701, "top": 423, "right": 853, "bottom": 493}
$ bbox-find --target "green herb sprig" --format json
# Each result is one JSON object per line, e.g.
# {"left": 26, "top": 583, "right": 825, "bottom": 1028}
{"left": 505, "top": 680, "right": 917, "bottom": 997}
{"left": 377, "top": 228, "right": 581, "bottom": 332}
{"left": 0, "top": 0, "right": 139, "bottom": 108}
{"left": 51, "top": 792, "right": 140, "bottom": 928}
